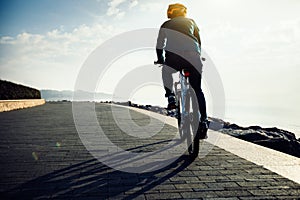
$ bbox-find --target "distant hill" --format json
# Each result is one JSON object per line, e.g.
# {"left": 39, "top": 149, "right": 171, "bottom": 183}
{"left": 41, "top": 89, "right": 113, "bottom": 102}
{"left": 41, "top": 90, "right": 73, "bottom": 101}
{"left": 0, "top": 80, "right": 41, "bottom": 100}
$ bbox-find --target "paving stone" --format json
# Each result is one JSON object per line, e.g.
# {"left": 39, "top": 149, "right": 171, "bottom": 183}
{"left": 170, "top": 176, "right": 199, "bottom": 183}
{"left": 236, "top": 181, "right": 271, "bottom": 188}
{"left": 205, "top": 182, "right": 240, "bottom": 189}
{"left": 248, "top": 189, "right": 300, "bottom": 196}
{"left": 152, "top": 184, "right": 176, "bottom": 191}
{"left": 145, "top": 192, "right": 182, "bottom": 199}
{"left": 175, "top": 183, "right": 207, "bottom": 190}
{"left": 181, "top": 191, "right": 218, "bottom": 198}
{"left": 274, "top": 195, "right": 300, "bottom": 199}
{"left": 239, "top": 196, "right": 277, "bottom": 200}
{"left": 205, "top": 198, "right": 239, "bottom": 200}
{"left": 214, "top": 190, "right": 252, "bottom": 197}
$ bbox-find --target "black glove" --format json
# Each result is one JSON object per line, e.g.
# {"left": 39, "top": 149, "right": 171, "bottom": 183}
{"left": 154, "top": 60, "right": 164, "bottom": 65}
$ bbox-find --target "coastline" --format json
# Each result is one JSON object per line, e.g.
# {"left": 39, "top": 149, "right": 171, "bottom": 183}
{"left": 224, "top": 101, "right": 300, "bottom": 140}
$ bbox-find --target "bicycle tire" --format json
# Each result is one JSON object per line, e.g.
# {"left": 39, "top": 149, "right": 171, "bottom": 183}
{"left": 186, "top": 89, "right": 200, "bottom": 157}
{"left": 176, "top": 93, "right": 184, "bottom": 140}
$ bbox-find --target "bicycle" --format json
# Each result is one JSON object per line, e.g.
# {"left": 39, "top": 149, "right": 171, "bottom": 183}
{"left": 155, "top": 62, "right": 208, "bottom": 158}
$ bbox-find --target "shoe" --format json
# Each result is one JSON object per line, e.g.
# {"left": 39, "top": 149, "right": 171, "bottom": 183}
{"left": 167, "top": 95, "right": 176, "bottom": 110}
{"left": 198, "top": 120, "right": 209, "bottom": 139}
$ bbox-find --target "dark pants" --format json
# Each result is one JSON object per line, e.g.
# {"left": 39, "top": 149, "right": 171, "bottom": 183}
{"left": 162, "top": 51, "right": 207, "bottom": 121}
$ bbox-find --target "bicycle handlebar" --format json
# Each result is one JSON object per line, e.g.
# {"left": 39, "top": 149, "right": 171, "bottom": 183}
{"left": 154, "top": 57, "right": 206, "bottom": 65}
{"left": 154, "top": 61, "right": 163, "bottom": 65}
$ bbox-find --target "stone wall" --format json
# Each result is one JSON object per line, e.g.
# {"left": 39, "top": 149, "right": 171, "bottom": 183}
{"left": 0, "top": 99, "right": 45, "bottom": 112}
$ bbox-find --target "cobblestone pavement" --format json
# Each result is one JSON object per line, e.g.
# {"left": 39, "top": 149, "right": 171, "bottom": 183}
{"left": 0, "top": 102, "right": 299, "bottom": 199}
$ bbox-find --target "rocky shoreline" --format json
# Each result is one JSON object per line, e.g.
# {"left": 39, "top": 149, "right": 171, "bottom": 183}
{"left": 113, "top": 101, "right": 300, "bottom": 158}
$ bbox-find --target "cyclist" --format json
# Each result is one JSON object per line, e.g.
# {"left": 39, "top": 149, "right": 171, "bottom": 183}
{"left": 155, "top": 3, "right": 208, "bottom": 139}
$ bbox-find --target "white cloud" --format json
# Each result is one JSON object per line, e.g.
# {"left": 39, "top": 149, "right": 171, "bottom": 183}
{"left": 115, "top": 11, "right": 126, "bottom": 19}
{"left": 139, "top": 2, "right": 165, "bottom": 12}
{"left": 106, "top": 6, "right": 121, "bottom": 16}
{"left": 0, "top": 23, "right": 123, "bottom": 90}
{"left": 109, "top": 0, "right": 127, "bottom": 8}
{"left": 0, "top": 36, "right": 15, "bottom": 44}
{"left": 106, "top": 0, "right": 127, "bottom": 17}
{"left": 105, "top": 0, "right": 140, "bottom": 18}
{"left": 129, "top": 0, "right": 138, "bottom": 9}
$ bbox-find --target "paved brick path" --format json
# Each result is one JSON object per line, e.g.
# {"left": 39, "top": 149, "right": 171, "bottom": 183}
{"left": 0, "top": 102, "right": 299, "bottom": 199}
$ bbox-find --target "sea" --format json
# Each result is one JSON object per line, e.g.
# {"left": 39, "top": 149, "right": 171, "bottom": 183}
{"left": 224, "top": 100, "right": 300, "bottom": 140}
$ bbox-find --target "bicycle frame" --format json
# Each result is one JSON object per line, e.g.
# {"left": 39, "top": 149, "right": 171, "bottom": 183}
{"left": 175, "top": 70, "right": 190, "bottom": 120}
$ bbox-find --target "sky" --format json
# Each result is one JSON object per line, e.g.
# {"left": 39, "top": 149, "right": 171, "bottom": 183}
{"left": 1, "top": 0, "right": 300, "bottom": 134}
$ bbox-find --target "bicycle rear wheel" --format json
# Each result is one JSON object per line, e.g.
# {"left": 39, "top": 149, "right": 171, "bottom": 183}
{"left": 176, "top": 93, "right": 184, "bottom": 140}
{"left": 185, "top": 89, "right": 200, "bottom": 157}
